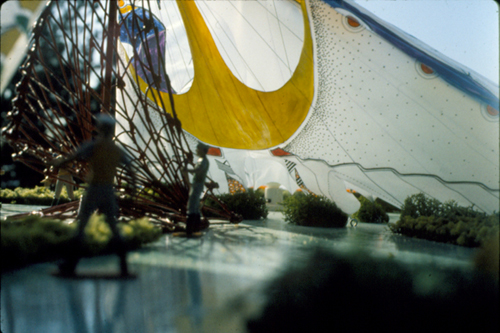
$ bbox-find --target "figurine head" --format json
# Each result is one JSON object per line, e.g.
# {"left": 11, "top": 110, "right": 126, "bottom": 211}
{"left": 196, "top": 142, "right": 209, "bottom": 156}
{"left": 95, "top": 114, "right": 116, "bottom": 138}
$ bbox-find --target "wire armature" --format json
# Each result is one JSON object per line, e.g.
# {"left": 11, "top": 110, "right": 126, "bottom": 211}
{"left": 3, "top": 0, "right": 242, "bottom": 228}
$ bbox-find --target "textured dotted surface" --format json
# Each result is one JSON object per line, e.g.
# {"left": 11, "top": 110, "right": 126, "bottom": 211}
{"left": 285, "top": 0, "right": 499, "bottom": 211}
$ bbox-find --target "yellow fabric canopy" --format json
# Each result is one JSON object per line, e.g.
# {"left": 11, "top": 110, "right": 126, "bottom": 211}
{"left": 133, "top": 0, "right": 314, "bottom": 150}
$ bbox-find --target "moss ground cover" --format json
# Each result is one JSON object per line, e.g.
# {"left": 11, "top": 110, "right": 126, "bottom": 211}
{"left": 1, "top": 186, "right": 84, "bottom": 205}
{"left": 1, "top": 214, "right": 161, "bottom": 272}
{"left": 390, "top": 193, "right": 499, "bottom": 247}
{"left": 2, "top": 186, "right": 269, "bottom": 220}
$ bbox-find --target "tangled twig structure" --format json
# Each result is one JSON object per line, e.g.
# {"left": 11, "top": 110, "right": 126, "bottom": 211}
{"left": 3, "top": 0, "right": 241, "bottom": 229}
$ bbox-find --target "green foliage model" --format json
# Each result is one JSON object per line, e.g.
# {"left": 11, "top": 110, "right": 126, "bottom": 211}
{"left": 282, "top": 193, "right": 348, "bottom": 228}
{"left": 352, "top": 196, "right": 389, "bottom": 223}
{"left": 1, "top": 214, "right": 161, "bottom": 272}
{"left": 204, "top": 189, "right": 268, "bottom": 220}
{"left": 1, "top": 186, "right": 269, "bottom": 220}
{"left": 390, "top": 193, "right": 499, "bottom": 247}
{"left": 0, "top": 186, "right": 84, "bottom": 205}
{"left": 247, "top": 248, "right": 498, "bottom": 332}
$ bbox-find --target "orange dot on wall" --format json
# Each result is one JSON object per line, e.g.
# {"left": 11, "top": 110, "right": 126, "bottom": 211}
{"left": 421, "top": 63, "right": 434, "bottom": 74}
{"left": 347, "top": 16, "right": 360, "bottom": 27}
{"left": 271, "top": 148, "right": 291, "bottom": 156}
{"left": 207, "top": 147, "right": 222, "bottom": 156}
{"left": 487, "top": 105, "right": 499, "bottom": 117}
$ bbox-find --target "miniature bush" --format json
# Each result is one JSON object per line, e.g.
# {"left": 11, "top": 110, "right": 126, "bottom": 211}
{"left": 373, "top": 197, "right": 400, "bottom": 214}
{"left": 390, "top": 193, "right": 498, "bottom": 247}
{"left": 120, "top": 217, "right": 163, "bottom": 248}
{"left": 1, "top": 214, "right": 161, "bottom": 272}
{"left": 352, "top": 196, "right": 389, "bottom": 223}
{"left": 0, "top": 186, "right": 84, "bottom": 205}
{"left": 1, "top": 215, "right": 76, "bottom": 270}
{"left": 440, "top": 200, "right": 488, "bottom": 220}
{"left": 205, "top": 188, "right": 268, "bottom": 220}
{"left": 1, "top": 188, "right": 17, "bottom": 203}
{"left": 399, "top": 193, "right": 442, "bottom": 218}
{"left": 282, "top": 190, "right": 292, "bottom": 200}
{"left": 247, "top": 249, "right": 498, "bottom": 332}
{"left": 390, "top": 215, "right": 499, "bottom": 247}
{"left": 282, "top": 194, "right": 348, "bottom": 228}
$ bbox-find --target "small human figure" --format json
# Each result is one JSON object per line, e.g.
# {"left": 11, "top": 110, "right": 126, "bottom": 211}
{"left": 185, "top": 142, "right": 210, "bottom": 234}
{"left": 51, "top": 166, "right": 76, "bottom": 206}
{"left": 50, "top": 114, "right": 136, "bottom": 276}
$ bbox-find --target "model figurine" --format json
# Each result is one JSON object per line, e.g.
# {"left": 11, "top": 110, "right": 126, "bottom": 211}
{"left": 50, "top": 114, "right": 136, "bottom": 276}
{"left": 185, "top": 142, "right": 210, "bottom": 234}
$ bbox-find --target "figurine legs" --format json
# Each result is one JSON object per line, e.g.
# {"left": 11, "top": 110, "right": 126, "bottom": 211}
{"left": 186, "top": 214, "right": 209, "bottom": 234}
{"left": 57, "top": 234, "right": 83, "bottom": 276}
{"left": 51, "top": 175, "right": 75, "bottom": 206}
{"left": 119, "top": 253, "right": 129, "bottom": 276}
{"left": 58, "top": 257, "right": 79, "bottom": 276}
{"left": 97, "top": 187, "right": 129, "bottom": 276}
{"left": 187, "top": 181, "right": 209, "bottom": 234}
{"left": 52, "top": 180, "right": 63, "bottom": 206}
{"left": 58, "top": 185, "right": 129, "bottom": 276}
{"left": 109, "top": 235, "right": 129, "bottom": 276}
{"left": 186, "top": 214, "right": 200, "bottom": 234}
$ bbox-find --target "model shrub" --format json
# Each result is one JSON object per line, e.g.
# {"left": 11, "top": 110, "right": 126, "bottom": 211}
{"left": 390, "top": 193, "right": 498, "bottom": 247}
{"left": 282, "top": 194, "right": 348, "bottom": 227}
{"left": 0, "top": 186, "right": 84, "bottom": 205}
{"left": 282, "top": 190, "right": 292, "bottom": 200}
{"left": 1, "top": 215, "right": 75, "bottom": 270}
{"left": 352, "top": 196, "right": 389, "bottom": 223}
{"left": 399, "top": 193, "right": 442, "bottom": 218}
{"left": 247, "top": 249, "right": 498, "bottom": 332}
{"left": 204, "top": 188, "right": 268, "bottom": 219}
{"left": 1, "top": 214, "right": 161, "bottom": 272}
{"left": 374, "top": 197, "right": 400, "bottom": 214}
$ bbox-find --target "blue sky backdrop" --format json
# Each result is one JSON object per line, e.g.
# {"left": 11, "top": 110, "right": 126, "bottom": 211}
{"left": 354, "top": 0, "right": 499, "bottom": 85}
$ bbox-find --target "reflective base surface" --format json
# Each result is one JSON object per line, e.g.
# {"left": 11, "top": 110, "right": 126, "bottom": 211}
{"left": 2, "top": 207, "right": 478, "bottom": 332}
